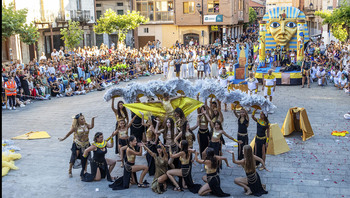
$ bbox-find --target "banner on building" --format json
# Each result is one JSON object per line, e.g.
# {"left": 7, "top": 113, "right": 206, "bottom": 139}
{"left": 204, "top": 15, "right": 223, "bottom": 22}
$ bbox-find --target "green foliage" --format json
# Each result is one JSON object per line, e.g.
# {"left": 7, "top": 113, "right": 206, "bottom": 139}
{"left": 2, "top": 3, "right": 39, "bottom": 44}
{"left": 331, "top": 23, "right": 348, "bottom": 42}
{"left": 315, "top": 1, "right": 350, "bottom": 41}
{"left": 94, "top": 10, "right": 148, "bottom": 42}
{"left": 249, "top": 7, "right": 257, "bottom": 24}
{"left": 60, "top": 20, "right": 84, "bottom": 50}
{"left": 19, "top": 23, "right": 40, "bottom": 45}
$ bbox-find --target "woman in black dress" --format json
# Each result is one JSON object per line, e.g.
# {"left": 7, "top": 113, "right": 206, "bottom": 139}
{"left": 109, "top": 136, "right": 149, "bottom": 190}
{"left": 195, "top": 148, "right": 231, "bottom": 197}
{"left": 130, "top": 98, "right": 145, "bottom": 142}
{"left": 166, "top": 140, "right": 201, "bottom": 193}
{"left": 301, "top": 56, "right": 311, "bottom": 88}
{"left": 111, "top": 98, "right": 129, "bottom": 154}
{"left": 81, "top": 132, "right": 116, "bottom": 182}
{"left": 251, "top": 108, "right": 270, "bottom": 169}
{"left": 229, "top": 145, "right": 268, "bottom": 196}
{"left": 233, "top": 105, "right": 249, "bottom": 160}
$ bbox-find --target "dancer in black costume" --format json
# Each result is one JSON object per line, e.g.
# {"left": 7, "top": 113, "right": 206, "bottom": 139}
{"left": 140, "top": 112, "right": 160, "bottom": 176}
{"left": 166, "top": 140, "right": 201, "bottom": 193}
{"left": 229, "top": 145, "right": 268, "bottom": 197}
{"left": 130, "top": 98, "right": 145, "bottom": 142}
{"left": 233, "top": 104, "right": 249, "bottom": 160}
{"left": 109, "top": 136, "right": 149, "bottom": 190}
{"left": 195, "top": 148, "right": 231, "bottom": 197}
{"left": 111, "top": 98, "right": 129, "bottom": 154}
{"left": 81, "top": 132, "right": 116, "bottom": 182}
{"left": 251, "top": 108, "right": 270, "bottom": 168}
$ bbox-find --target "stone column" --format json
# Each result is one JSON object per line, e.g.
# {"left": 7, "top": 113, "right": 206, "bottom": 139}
{"left": 297, "top": 19, "right": 305, "bottom": 64}
{"left": 258, "top": 21, "right": 266, "bottom": 68}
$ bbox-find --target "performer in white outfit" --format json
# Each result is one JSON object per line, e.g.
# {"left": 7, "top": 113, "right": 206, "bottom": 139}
{"left": 211, "top": 56, "right": 218, "bottom": 79}
{"left": 204, "top": 51, "right": 211, "bottom": 79}
{"left": 162, "top": 53, "right": 169, "bottom": 79}
{"left": 188, "top": 54, "right": 194, "bottom": 79}
{"left": 240, "top": 72, "right": 259, "bottom": 95}
{"left": 181, "top": 54, "right": 188, "bottom": 79}
{"left": 167, "top": 56, "right": 176, "bottom": 80}
{"left": 197, "top": 54, "right": 205, "bottom": 79}
{"left": 263, "top": 69, "right": 276, "bottom": 102}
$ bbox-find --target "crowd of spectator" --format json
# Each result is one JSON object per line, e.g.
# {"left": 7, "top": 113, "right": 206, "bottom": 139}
{"left": 2, "top": 28, "right": 349, "bottom": 110}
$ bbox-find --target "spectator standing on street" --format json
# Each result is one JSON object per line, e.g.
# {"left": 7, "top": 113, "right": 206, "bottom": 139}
{"left": 4, "top": 76, "right": 17, "bottom": 110}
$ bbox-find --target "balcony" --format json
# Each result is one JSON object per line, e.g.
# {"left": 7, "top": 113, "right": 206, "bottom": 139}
{"left": 70, "top": 10, "right": 92, "bottom": 23}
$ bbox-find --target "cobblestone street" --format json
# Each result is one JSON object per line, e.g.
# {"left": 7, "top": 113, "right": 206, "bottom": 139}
{"left": 2, "top": 75, "right": 350, "bottom": 198}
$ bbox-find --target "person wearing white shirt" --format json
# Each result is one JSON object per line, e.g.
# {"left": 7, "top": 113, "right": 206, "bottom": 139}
{"left": 240, "top": 72, "right": 259, "bottom": 95}
{"left": 338, "top": 73, "right": 348, "bottom": 90}
{"left": 181, "top": 54, "right": 188, "bottom": 79}
{"left": 47, "top": 63, "right": 55, "bottom": 75}
{"left": 197, "top": 54, "right": 205, "bottom": 79}
{"left": 204, "top": 51, "right": 211, "bottom": 79}
{"left": 51, "top": 49, "right": 59, "bottom": 61}
{"left": 332, "top": 67, "right": 342, "bottom": 86}
{"left": 162, "top": 53, "right": 169, "bottom": 79}
{"left": 316, "top": 66, "right": 326, "bottom": 86}
{"left": 39, "top": 52, "right": 47, "bottom": 62}
{"left": 262, "top": 69, "right": 276, "bottom": 102}
{"left": 187, "top": 54, "right": 195, "bottom": 79}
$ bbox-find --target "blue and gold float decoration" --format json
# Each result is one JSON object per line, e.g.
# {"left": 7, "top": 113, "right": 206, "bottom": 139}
{"left": 256, "top": 7, "right": 309, "bottom": 85}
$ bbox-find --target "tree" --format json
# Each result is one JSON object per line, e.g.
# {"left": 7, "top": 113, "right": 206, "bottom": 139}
{"left": 60, "top": 20, "right": 84, "bottom": 50}
{"left": 2, "top": 3, "right": 39, "bottom": 45}
{"left": 315, "top": 1, "right": 350, "bottom": 41}
{"left": 249, "top": 7, "right": 258, "bottom": 25}
{"left": 94, "top": 10, "right": 148, "bottom": 45}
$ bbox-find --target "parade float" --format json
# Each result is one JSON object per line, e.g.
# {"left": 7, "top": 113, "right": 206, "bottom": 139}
{"left": 255, "top": 6, "right": 309, "bottom": 85}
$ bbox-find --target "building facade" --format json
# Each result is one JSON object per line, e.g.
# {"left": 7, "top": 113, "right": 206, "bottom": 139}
{"left": 2, "top": 0, "right": 96, "bottom": 63}
{"left": 95, "top": 0, "right": 133, "bottom": 48}
{"left": 249, "top": 0, "right": 266, "bottom": 22}
{"left": 134, "top": 0, "right": 249, "bottom": 48}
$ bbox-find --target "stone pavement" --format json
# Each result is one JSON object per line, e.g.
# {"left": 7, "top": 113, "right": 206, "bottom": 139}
{"left": 2, "top": 75, "right": 350, "bottom": 198}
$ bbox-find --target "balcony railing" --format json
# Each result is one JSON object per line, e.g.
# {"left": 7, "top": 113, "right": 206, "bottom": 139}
{"left": 70, "top": 10, "right": 92, "bottom": 22}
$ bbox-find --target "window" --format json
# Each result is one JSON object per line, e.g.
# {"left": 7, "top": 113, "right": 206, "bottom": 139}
{"left": 238, "top": 0, "right": 244, "bottom": 10}
{"left": 96, "top": 4, "right": 101, "bottom": 7}
{"left": 144, "top": 28, "right": 149, "bottom": 33}
{"left": 183, "top": 2, "right": 195, "bottom": 14}
{"left": 117, "top": 2, "right": 123, "bottom": 6}
{"left": 136, "top": 0, "right": 174, "bottom": 22}
{"left": 208, "top": 1, "right": 219, "bottom": 13}
{"left": 117, "top": 10, "right": 124, "bottom": 15}
{"left": 96, "top": 10, "right": 102, "bottom": 20}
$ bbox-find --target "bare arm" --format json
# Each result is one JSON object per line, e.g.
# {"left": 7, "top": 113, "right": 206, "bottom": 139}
{"left": 174, "top": 132, "right": 182, "bottom": 146}
{"left": 106, "top": 142, "right": 114, "bottom": 148}
{"left": 111, "top": 98, "right": 117, "bottom": 113}
{"left": 205, "top": 112, "right": 214, "bottom": 129}
{"left": 142, "top": 143, "right": 156, "bottom": 158}
{"left": 170, "top": 150, "right": 184, "bottom": 159}
{"left": 228, "top": 151, "right": 245, "bottom": 166}
{"left": 83, "top": 145, "right": 96, "bottom": 157}
{"left": 222, "top": 130, "right": 240, "bottom": 143}
{"left": 87, "top": 116, "right": 97, "bottom": 129}
{"left": 194, "top": 152, "right": 205, "bottom": 164}
{"left": 215, "top": 155, "right": 231, "bottom": 167}
{"left": 58, "top": 127, "right": 76, "bottom": 141}
{"left": 253, "top": 155, "right": 269, "bottom": 171}
{"left": 126, "top": 115, "right": 137, "bottom": 129}
{"left": 251, "top": 109, "right": 258, "bottom": 122}
{"left": 127, "top": 146, "right": 143, "bottom": 156}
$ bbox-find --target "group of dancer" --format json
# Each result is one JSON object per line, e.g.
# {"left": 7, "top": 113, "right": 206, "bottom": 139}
{"left": 59, "top": 92, "right": 270, "bottom": 197}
